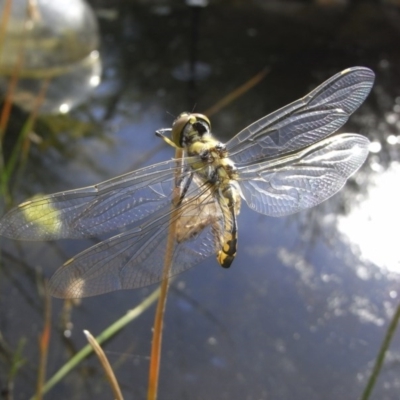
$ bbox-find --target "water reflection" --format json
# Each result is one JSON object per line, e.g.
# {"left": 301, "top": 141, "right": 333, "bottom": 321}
{"left": 1, "top": 1, "right": 400, "bottom": 400}
{"left": 338, "top": 162, "right": 400, "bottom": 273}
{"left": 0, "top": 0, "right": 101, "bottom": 114}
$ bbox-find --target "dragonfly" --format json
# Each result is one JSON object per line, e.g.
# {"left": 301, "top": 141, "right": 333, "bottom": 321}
{"left": 0, "top": 67, "right": 374, "bottom": 298}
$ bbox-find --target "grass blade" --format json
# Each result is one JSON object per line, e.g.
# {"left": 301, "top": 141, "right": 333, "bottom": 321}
{"left": 84, "top": 330, "right": 124, "bottom": 400}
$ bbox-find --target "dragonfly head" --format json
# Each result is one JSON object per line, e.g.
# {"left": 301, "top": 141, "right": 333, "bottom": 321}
{"left": 172, "top": 112, "right": 211, "bottom": 148}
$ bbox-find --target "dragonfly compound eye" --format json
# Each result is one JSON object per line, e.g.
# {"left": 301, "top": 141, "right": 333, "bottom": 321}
{"left": 171, "top": 113, "right": 211, "bottom": 147}
{"left": 171, "top": 112, "right": 192, "bottom": 147}
{"left": 192, "top": 113, "right": 211, "bottom": 136}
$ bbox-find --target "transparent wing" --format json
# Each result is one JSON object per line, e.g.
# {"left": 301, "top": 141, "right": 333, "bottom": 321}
{"left": 48, "top": 190, "right": 224, "bottom": 298}
{"left": 238, "top": 133, "right": 369, "bottom": 217}
{"left": 226, "top": 67, "right": 374, "bottom": 166}
{"left": 0, "top": 157, "right": 201, "bottom": 240}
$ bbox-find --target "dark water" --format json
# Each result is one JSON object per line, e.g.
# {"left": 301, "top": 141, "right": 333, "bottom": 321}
{"left": 1, "top": 1, "right": 400, "bottom": 399}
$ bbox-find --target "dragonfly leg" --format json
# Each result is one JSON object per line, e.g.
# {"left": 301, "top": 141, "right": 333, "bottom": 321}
{"left": 175, "top": 169, "right": 194, "bottom": 207}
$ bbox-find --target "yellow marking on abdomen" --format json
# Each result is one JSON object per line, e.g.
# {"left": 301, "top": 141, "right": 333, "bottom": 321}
{"left": 215, "top": 182, "right": 240, "bottom": 269}
{"left": 217, "top": 232, "right": 237, "bottom": 268}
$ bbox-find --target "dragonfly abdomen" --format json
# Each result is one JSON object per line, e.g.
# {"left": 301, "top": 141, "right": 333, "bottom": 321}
{"left": 216, "top": 180, "right": 241, "bottom": 269}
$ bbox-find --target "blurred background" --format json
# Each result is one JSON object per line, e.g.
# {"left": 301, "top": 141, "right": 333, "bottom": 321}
{"left": 1, "top": 0, "right": 400, "bottom": 399}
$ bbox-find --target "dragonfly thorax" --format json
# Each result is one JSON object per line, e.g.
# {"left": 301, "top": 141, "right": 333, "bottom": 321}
{"left": 170, "top": 112, "right": 237, "bottom": 184}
